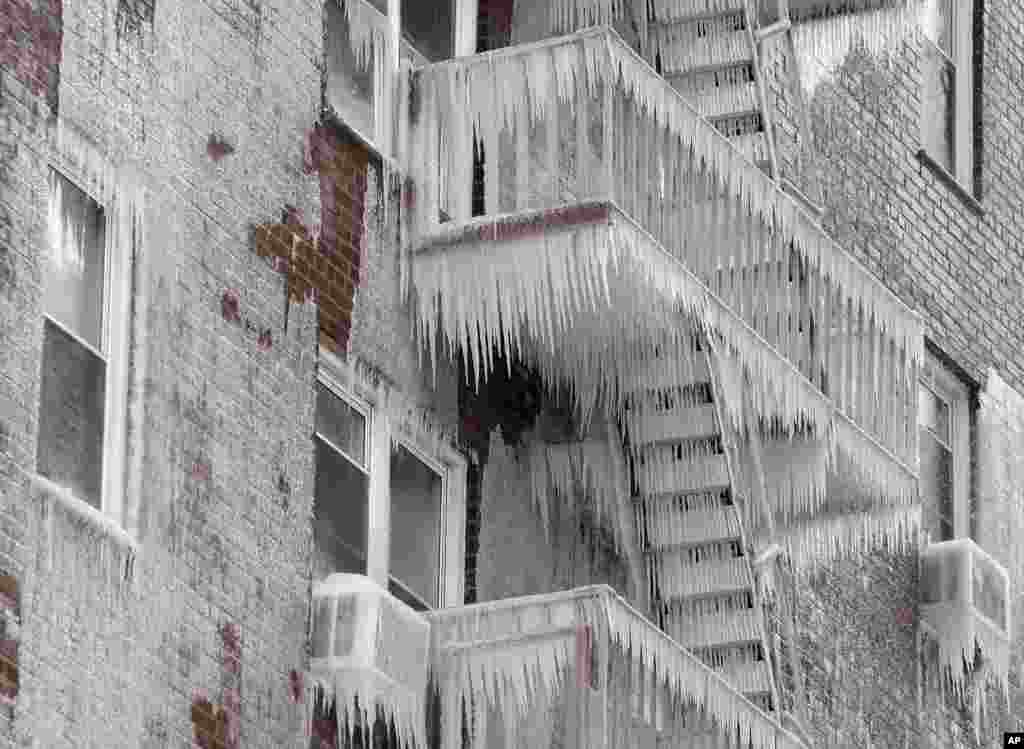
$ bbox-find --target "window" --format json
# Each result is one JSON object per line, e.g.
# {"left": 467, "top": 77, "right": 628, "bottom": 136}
{"left": 388, "top": 444, "right": 444, "bottom": 610}
{"left": 37, "top": 169, "right": 130, "bottom": 517}
{"left": 920, "top": 0, "right": 975, "bottom": 187}
{"left": 311, "top": 366, "right": 467, "bottom": 608}
{"left": 325, "top": 0, "right": 384, "bottom": 144}
{"left": 324, "top": 0, "right": 476, "bottom": 155}
{"left": 402, "top": 0, "right": 454, "bottom": 61}
{"left": 918, "top": 352, "right": 970, "bottom": 542}
{"left": 313, "top": 382, "right": 371, "bottom": 580}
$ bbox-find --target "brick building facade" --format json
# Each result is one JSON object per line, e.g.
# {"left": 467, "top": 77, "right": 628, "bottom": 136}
{"left": 0, "top": 0, "right": 1021, "bottom": 748}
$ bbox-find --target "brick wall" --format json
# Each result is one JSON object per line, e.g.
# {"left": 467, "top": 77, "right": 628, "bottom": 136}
{"left": 761, "top": 0, "right": 1024, "bottom": 745}
{"left": 0, "top": 0, "right": 330, "bottom": 745}
{"left": 1, "top": 0, "right": 474, "bottom": 741}
{"left": 0, "top": 1, "right": 64, "bottom": 738}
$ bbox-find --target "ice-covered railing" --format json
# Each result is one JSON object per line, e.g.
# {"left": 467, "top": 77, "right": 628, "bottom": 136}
{"left": 414, "top": 202, "right": 919, "bottom": 598}
{"left": 427, "top": 585, "right": 807, "bottom": 749}
{"left": 407, "top": 26, "right": 922, "bottom": 466}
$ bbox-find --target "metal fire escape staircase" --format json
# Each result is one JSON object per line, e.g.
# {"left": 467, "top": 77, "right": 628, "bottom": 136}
{"left": 624, "top": 0, "right": 792, "bottom": 722}
{"left": 648, "top": 0, "right": 783, "bottom": 177}
{"left": 623, "top": 332, "right": 780, "bottom": 716}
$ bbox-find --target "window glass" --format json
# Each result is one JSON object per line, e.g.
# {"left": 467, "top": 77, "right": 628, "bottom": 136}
{"left": 402, "top": 0, "right": 454, "bottom": 62}
{"left": 45, "top": 170, "right": 105, "bottom": 350}
{"left": 316, "top": 383, "right": 366, "bottom": 466}
{"left": 37, "top": 319, "right": 106, "bottom": 508}
{"left": 326, "top": 0, "right": 376, "bottom": 137}
{"left": 38, "top": 171, "right": 107, "bottom": 508}
{"left": 921, "top": 41, "right": 956, "bottom": 173}
{"left": 388, "top": 445, "right": 443, "bottom": 609}
{"left": 919, "top": 426, "right": 954, "bottom": 541}
{"left": 313, "top": 385, "right": 370, "bottom": 580}
{"left": 314, "top": 440, "right": 369, "bottom": 579}
{"left": 922, "top": 0, "right": 954, "bottom": 55}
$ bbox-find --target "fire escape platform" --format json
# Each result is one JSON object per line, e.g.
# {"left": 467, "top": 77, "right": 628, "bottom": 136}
{"left": 408, "top": 24, "right": 923, "bottom": 474}
{"left": 426, "top": 585, "right": 808, "bottom": 749}
{"left": 411, "top": 197, "right": 918, "bottom": 504}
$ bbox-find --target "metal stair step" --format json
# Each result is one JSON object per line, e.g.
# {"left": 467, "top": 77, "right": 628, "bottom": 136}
{"left": 637, "top": 500, "right": 740, "bottom": 549}
{"left": 663, "top": 605, "right": 761, "bottom": 650}
{"left": 652, "top": 24, "right": 752, "bottom": 76}
{"left": 650, "top": 8, "right": 747, "bottom": 34}
{"left": 624, "top": 401, "right": 719, "bottom": 446}
{"left": 633, "top": 447, "right": 730, "bottom": 496}
{"left": 672, "top": 78, "right": 759, "bottom": 121}
{"left": 718, "top": 660, "right": 774, "bottom": 697}
{"left": 648, "top": 0, "right": 747, "bottom": 23}
{"left": 647, "top": 554, "right": 752, "bottom": 599}
{"left": 622, "top": 380, "right": 714, "bottom": 415}
{"left": 725, "top": 130, "right": 770, "bottom": 164}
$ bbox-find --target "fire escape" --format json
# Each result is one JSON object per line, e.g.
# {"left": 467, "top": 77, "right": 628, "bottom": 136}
{"left": 309, "top": 1, "right": 926, "bottom": 747}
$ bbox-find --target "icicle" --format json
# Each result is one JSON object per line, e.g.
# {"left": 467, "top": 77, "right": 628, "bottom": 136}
{"left": 27, "top": 472, "right": 138, "bottom": 590}
{"left": 791, "top": 0, "right": 923, "bottom": 94}
{"left": 339, "top": 0, "right": 390, "bottom": 74}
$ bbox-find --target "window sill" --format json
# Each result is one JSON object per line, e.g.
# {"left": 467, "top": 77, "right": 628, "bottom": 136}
{"left": 916, "top": 150, "right": 984, "bottom": 217}
{"left": 321, "top": 106, "right": 397, "bottom": 175}
{"left": 28, "top": 472, "right": 137, "bottom": 581}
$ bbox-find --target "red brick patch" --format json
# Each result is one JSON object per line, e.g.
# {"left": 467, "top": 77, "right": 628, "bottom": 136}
{"left": 0, "top": 0, "right": 62, "bottom": 103}
{"left": 254, "top": 124, "right": 371, "bottom": 353}
{"left": 221, "top": 290, "right": 241, "bottom": 323}
{"left": 206, "top": 134, "right": 235, "bottom": 162}
{"left": 288, "top": 669, "right": 303, "bottom": 703}
{"left": 0, "top": 574, "right": 19, "bottom": 704}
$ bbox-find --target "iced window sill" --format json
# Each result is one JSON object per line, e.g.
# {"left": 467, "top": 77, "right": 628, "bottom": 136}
{"left": 322, "top": 107, "right": 395, "bottom": 174}
{"left": 28, "top": 472, "right": 137, "bottom": 582}
{"left": 916, "top": 150, "right": 984, "bottom": 217}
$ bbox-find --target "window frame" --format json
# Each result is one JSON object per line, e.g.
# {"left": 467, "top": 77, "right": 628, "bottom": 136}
{"left": 386, "top": 438, "right": 447, "bottom": 610}
{"left": 313, "top": 376, "right": 373, "bottom": 575}
{"left": 324, "top": 0, "right": 477, "bottom": 162}
{"left": 918, "top": 351, "right": 970, "bottom": 541}
{"left": 39, "top": 166, "right": 133, "bottom": 528}
{"left": 919, "top": 0, "right": 976, "bottom": 191}
{"left": 314, "top": 350, "right": 467, "bottom": 609}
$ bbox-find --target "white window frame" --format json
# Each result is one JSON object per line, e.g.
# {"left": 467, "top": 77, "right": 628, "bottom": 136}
{"left": 315, "top": 350, "right": 467, "bottom": 609}
{"left": 920, "top": 0, "right": 975, "bottom": 187}
{"left": 314, "top": 376, "right": 373, "bottom": 575}
{"left": 392, "top": 0, "right": 477, "bottom": 62}
{"left": 40, "top": 167, "right": 133, "bottom": 528}
{"left": 919, "top": 351, "right": 970, "bottom": 540}
{"left": 324, "top": 0, "right": 476, "bottom": 162}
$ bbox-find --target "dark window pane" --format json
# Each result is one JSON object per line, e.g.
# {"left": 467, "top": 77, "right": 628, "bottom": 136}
{"left": 326, "top": 0, "right": 376, "bottom": 137}
{"left": 923, "top": 0, "right": 954, "bottom": 56}
{"left": 389, "top": 446, "right": 442, "bottom": 608}
{"left": 311, "top": 597, "right": 333, "bottom": 658}
{"left": 919, "top": 428, "right": 954, "bottom": 541}
{"left": 315, "top": 384, "right": 366, "bottom": 466}
{"left": 313, "top": 438, "right": 369, "bottom": 579}
{"left": 921, "top": 41, "right": 956, "bottom": 173}
{"left": 45, "top": 170, "right": 105, "bottom": 351}
{"left": 402, "top": 0, "right": 453, "bottom": 62}
{"left": 37, "top": 318, "right": 106, "bottom": 509}
{"left": 920, "top": 555, "right": 943, "bottom": 604}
